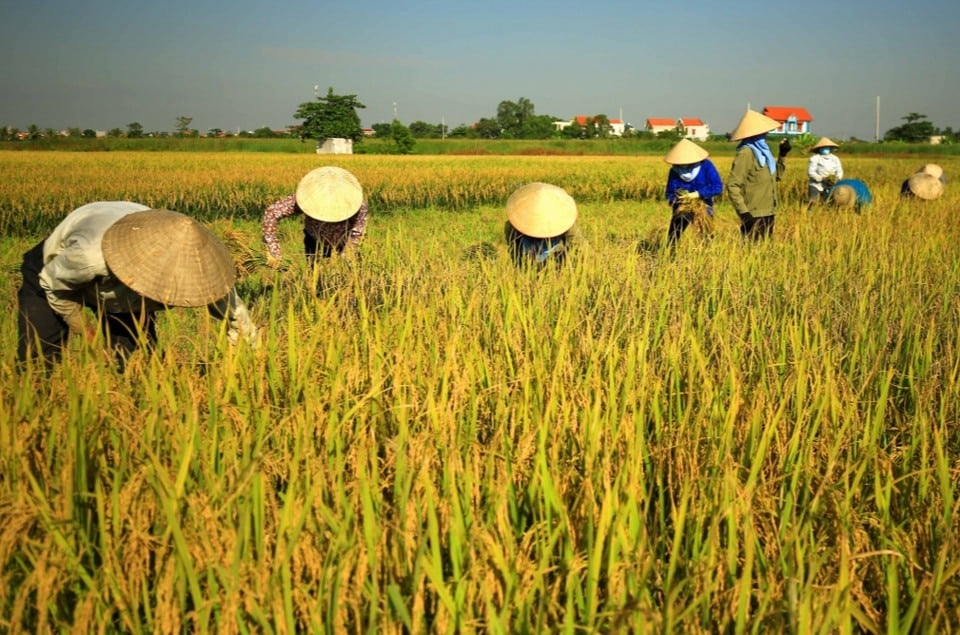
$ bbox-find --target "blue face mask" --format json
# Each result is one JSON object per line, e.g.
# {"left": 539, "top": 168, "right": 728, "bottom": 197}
{"left": 819, "top": 148, "right": 831, "bottom": 155}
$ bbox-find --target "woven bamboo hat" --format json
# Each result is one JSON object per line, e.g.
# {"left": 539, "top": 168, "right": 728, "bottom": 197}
{"left": 830, "top": 184, "right": 856, "bottom": 208}
{"left": 729, "top": 109, "right": 779, "bottom": 141}
{"left": 921, "top": 163, "right": 944, "bottom": 180}
{"left": 906, "top": 172, "right": 944, "bottom": 200}
{"left": 506, "top": 182, "right": 578, "bottom": 239}
{"left": 810, "top": 137, "right": 840, "bottom": 152}
{"left": 101, "top": 209, "right": 236, "bottom": 307}
{"left": 664, "top": 138, "right": 709, "bottom": 165}
{"left": 295, "top": 166, "right": 363, "bottom": 222}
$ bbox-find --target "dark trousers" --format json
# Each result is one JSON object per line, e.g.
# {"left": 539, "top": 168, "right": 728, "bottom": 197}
{"left": 738, "top": 214, "right": 775, "bottom": 240}
{"left": 305, "top": 230, "right": 352, "bottom": 295}
{"left": 17, "top": 240, "right": 158, "bottom": 368}
{"left": 667, "top": 212, "right": 694, "bottom": 247}
{"left": 304, "top": 230, "right": 344, "bottom": 269}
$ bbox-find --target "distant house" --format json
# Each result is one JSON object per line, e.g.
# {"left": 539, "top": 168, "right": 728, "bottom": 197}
{"left": 645, "top": 118, "right": 677, "bottom": 135}
{"left": 679, "top": 118, "right": 709, "bottom": 141}
{"left": 645, "top": 117, "right": 710, "bottom": 141}
{"left": 763, "top": 106, "right": 813, "bottom": 136}
{"left": 554, "top": 115, "right": 627, "bottom": 137}
{"left": 316, "top": 138, "right": 353, "bottom": 154}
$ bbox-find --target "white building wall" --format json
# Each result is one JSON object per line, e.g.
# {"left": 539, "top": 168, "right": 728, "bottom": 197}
{"left": 684, "top": 125, "right": 709, "bottom": 141}
{"left": 316, "top": 138, "right": 353, "bottom": 154}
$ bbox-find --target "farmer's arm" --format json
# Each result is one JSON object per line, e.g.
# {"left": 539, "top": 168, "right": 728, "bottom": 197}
{"left": 261, "top": 194, "right": 299, "bottom": 260}
{"left": 38, "top": 235, "right": 100, "bottom": 333}
{"left": 725, "top": 149, "right": 751, "bottom": 214}
{"left": 208, "top": 288, "right": 258, "bottom": 346}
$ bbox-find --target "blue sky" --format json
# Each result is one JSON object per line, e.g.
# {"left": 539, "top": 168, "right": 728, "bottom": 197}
{"left": 2, "top": 0, "right": 958, "bottom": 140}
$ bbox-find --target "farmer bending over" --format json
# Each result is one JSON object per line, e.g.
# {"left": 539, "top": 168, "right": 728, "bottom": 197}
{"left": 504, "top": 182, "right": 588, "bottom": 268}
{"left": 17, "top": 202, "right": 257, "bottom": 369}
{"left": 663, "top": 138, "right": 723, "bottom": 248}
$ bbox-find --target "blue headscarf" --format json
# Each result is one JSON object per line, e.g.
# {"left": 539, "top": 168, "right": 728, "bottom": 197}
{"left": 738, "top": 135, "right": 777, "bottom": 175}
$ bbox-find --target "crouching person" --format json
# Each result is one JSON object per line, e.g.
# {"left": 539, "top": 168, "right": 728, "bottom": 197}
{"left": 900, "top": 164, "right": 946, "bottom": 201}
{"left": 828, "top": 178, "right": 872, "bottom": 214}
{"left": 504, "top": 182, "right": 587, "bottom": 268}
{"left": 17, "top": 202, "right": 258, "bottom": 370}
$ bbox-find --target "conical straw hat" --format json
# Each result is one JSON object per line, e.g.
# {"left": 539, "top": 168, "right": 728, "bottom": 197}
{"left": 830, "top": 184, "right": 856, "bottom": 207}
{"left": 907, "top": 172, "right": 944, "bottom": 200}
{"left": 729, "top": 109, "right": 779, "bottom": 141}
{"left": 101, "top": 209, "right": 236, "bottom": 307}
{"left": 506, "top": 182, "right": 578, "bottom": 239}
{"left": 921, "top": 163, "right": 943, "bottom": 179}
{"left": 810, "top": 137, "right": 839, "bottom": 152}
{"left": 295, "top": 166, "right": 363, "bottom": 222}
{"left": 664, "top": 138, "right": 709, "bottom": 165}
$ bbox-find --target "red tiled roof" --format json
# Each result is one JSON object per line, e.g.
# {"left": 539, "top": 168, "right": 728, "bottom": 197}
{"left": 763, "top": 106, "right": 813, "bottom": 122}
{"left": 646, "top": 118, "right": 675, "bottom": 126}
{"left": 572, "top": 115, "right": 623, "bottom": 125}
{"left": 680, "top": 118, "right": 704, "bottom": 126}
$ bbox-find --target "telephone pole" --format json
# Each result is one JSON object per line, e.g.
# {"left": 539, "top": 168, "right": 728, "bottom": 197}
{"left": 875, "top": 96, "right": 880, "bottom": 142}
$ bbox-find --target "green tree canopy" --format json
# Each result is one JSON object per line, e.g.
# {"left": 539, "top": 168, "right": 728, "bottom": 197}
{"left": 295, "top": 87, "right": 366, "bottom": 143}
{"left": 592, "top": 114, "right": 612, "bottom": 138}
{"left": 884, "top": 113, "right": 938, "bottom": 143}
{"left": 497, "top": 98, "right": 535, "bottom": 138}
{"left": 496, "top": 97, "right": 564, "bottom": 139}
{"left": 409, "top": 120, "right": 442, "bottom": 138}
{"left": 447, "top": 124, "right": 470, "bottom": 138}
{"left": 175, "top": 116, "right": 193, "bottom": 136}
{"left": 474, "top": 117, "right": 500, "bottom": 139}
{"left": 524, "top": 114, "right": 561, "bottom": 139}
{"left": 561, "top": 121, "right": 584, "bottom": 139}
{"left": 253, "top": 126, "right": 277, "bottom": 138}
{"left": 390, "top": 119, "right": 415, "bottom": 154}
{"left": 371, "top": 122, "right": 392, "bottom": 138}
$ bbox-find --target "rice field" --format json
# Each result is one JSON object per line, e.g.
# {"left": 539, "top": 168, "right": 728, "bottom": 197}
{"left": 1, "top": 151, "right": 959, "bottom": 633}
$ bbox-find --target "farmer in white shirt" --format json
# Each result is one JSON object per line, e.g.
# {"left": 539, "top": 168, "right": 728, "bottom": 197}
{"left": 17, "top": 202, "right": 257, "bottom": 369}
{"left": 807, "top": 137, "right": 844, "bottom": 209}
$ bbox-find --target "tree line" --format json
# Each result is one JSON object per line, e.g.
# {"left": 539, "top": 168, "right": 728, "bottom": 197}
{"left": 3, "top": 88, "right": 955, "bottom": 147}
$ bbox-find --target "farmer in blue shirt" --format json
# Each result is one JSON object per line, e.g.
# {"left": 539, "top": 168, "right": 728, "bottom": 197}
{"left": 664, "top": 138, "right": 723, "bottom": 247}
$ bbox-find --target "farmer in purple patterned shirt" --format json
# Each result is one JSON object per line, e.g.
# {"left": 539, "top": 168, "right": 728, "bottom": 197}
{"left": 261, "top": 166, "right": 369, "bottom": 272}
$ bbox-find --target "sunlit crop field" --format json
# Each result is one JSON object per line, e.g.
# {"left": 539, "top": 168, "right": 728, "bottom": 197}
{"left": 1, "top": 151, "right": 959, "bottom": 633}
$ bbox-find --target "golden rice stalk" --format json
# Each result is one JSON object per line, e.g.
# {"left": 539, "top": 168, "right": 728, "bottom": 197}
{"left": 218, "top": 224, "right": 267, "bottom": 278}
{"left": 675, "top": 196, "right": 713, "bottom": 237}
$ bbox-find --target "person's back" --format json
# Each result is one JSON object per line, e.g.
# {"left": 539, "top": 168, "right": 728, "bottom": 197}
{"left": 504, "top": 182, "right": 584, "bottom": 268}
{"left": 829, "top": 178, "right": 871, "bottom": 213}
